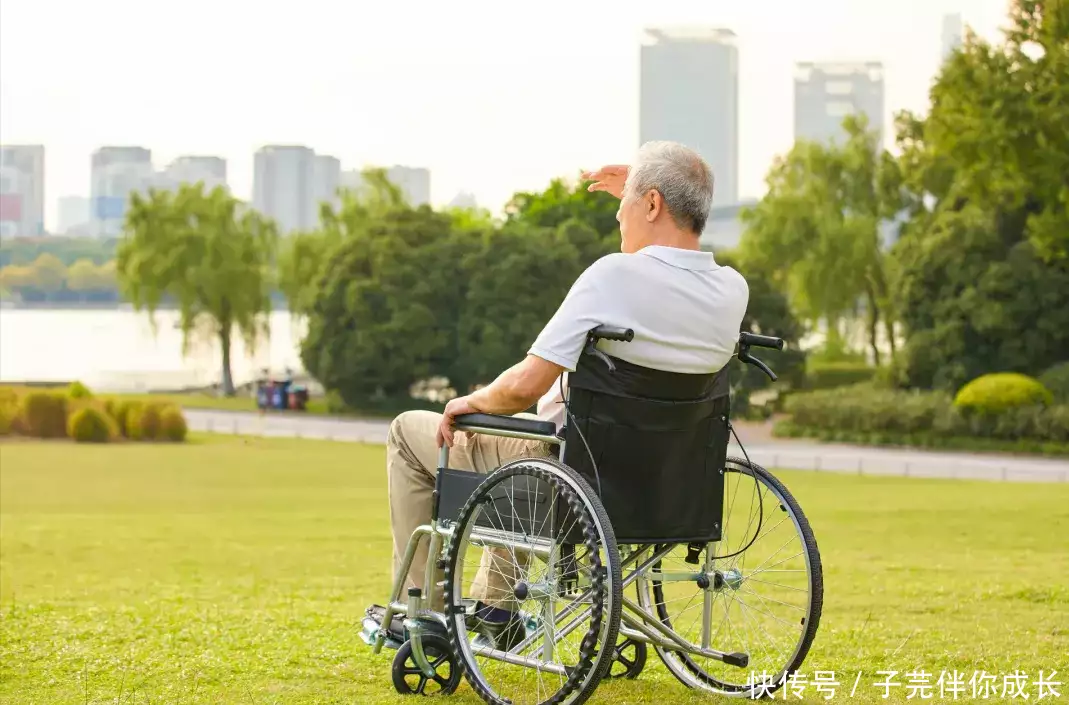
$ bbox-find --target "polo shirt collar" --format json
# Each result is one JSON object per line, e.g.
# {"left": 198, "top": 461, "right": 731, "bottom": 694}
{"left": 637, "top": 245, "right": 719, "bottom": 271}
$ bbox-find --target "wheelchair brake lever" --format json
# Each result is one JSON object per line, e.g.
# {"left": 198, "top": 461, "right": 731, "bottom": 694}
{"left": 585, "top": 341, "right": 616, "bottom": 372}
{"left": 739, "top": 349, "right": 777, "bottom": 382}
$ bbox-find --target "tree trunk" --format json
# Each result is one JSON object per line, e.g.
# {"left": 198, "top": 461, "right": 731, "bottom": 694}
{"left": 883, "top": 315, "right": 897, "bottom": 359}
{"left": 219, "top": 325, "right": 236, "bottom": 397}
{"left": 865, "top": 285, "right": 882, "bottom": 367}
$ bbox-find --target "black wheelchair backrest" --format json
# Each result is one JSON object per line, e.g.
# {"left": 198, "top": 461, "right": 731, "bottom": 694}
{"left": 562, "top": 351, "right": 730, "bottom": 543}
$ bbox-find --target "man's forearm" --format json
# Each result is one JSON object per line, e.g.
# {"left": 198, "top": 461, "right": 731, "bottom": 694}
{"left": 468, "top": 359, "right": 553, "bottom": 415}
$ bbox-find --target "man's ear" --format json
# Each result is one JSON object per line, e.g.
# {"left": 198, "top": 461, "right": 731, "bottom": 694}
{"left": 645, "top": 190, "right": 662, "bottom": 222}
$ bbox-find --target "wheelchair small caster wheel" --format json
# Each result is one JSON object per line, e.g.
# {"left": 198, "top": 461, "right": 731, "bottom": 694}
{"left": 607, "top": 635, "right": 647, "bottom": 679}
{"left": 391, "top": 633, "right": 461, "bottom": 696}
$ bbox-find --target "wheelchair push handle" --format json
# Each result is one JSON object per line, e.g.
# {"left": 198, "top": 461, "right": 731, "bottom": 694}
{"left": 739, "top": 331, "right": 784, "bottom": 350}
{"left": 584, "top": 325, "right": 634, "bottom": 372}
{"left": 590, "top": 325, "right": 634, "bottom": 342}
{"left": 737, "top": 331, "right": 785, "bottom": 382}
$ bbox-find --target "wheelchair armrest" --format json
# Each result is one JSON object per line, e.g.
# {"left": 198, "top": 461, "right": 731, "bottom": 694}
{"left": 453, "top": 413, "right": 557, "bottom": 438}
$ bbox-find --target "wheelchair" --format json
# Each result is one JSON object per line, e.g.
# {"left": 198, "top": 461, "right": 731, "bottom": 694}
{"left": 362, "top": 326, "right": 824, "bottom": 703}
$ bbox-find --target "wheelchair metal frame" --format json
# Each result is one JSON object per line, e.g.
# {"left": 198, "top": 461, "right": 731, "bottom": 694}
{"left": 370, "top": 425, "right": 763, "bottom": 681}
{"left": 367, "top": 328, "right": 815, "bottom": 698}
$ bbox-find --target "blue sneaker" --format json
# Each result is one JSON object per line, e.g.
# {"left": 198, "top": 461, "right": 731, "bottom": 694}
{"left": 468, "top": 601, "right": 527, "bottom": 652}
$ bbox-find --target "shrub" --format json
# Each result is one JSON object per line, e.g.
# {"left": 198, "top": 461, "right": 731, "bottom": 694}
{"left": 67, "top": 406, "right": 117, "bottom": 443}
{"left": 785, "top": 384, "right": 949, "bottom": 435}
{"left": 0, "top": 388, "right": 18, "bottom": 435}
{"left": 805, "top": 361, "right": 877, "bottom": 390}
{"left": 783, "top": 383, "right": 1069, "bottom": 445}
{"left": 127, "top": 402, "right": 165, "bottom": 441}
{"left": 953, "top": 373, "right": 1053, "bottom": 416}
{"left": 1039, "top": 362, "right": 1069, "bottom": 404}
{"left": 158, "top": 405, "right": 188, "bottom": 442}
{"left": 68, "top": 381, "right": 93, "bottom": 399}
{"left": 17, "top": 392, "right": 68, "bottom": 438}
{"left": 107, "top": 400, "right": 140, "bottom": 437}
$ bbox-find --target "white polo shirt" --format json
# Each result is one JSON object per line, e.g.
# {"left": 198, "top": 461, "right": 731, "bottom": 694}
{"left": 529, "top": 245, "right": 750, "bottom": 430}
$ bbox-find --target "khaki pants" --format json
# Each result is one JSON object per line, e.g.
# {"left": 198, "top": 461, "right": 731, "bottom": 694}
{"left": 387, "top": 409, "right": 555, "bottom": 611}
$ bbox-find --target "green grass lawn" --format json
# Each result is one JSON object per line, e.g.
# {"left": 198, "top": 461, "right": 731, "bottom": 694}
{"left": 1, "top": 437, "right": 1066, "bottom": 704}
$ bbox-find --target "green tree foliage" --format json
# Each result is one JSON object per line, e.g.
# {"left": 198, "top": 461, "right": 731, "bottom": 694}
{"left": 893, "top": 206, "right": 1069, "bottom": 390}
{"left": 0, "top": 236, "right": 117, "bottom": 268}
{"left": 278, "top": 169, "right": 408, "bottom": 318}
{"left": 716, "top": 251, "right": 807, "bottom": 414}
{"left": 300, "top": 205, "right": 474, "bottom": 404}
{"left": 891, "top": 0, "right": 1069, "bottom": 389}
{"left": 453, "top": 222, "right": 585, "bottom": 392}
{"left": 506, "top": 175, "right": 621, "bottom": 264}
{"left": 117, "top": 184, "right": 279, "bottom": 396}
{"left": 739, "top": 115, "right": 900, "bottom": 365}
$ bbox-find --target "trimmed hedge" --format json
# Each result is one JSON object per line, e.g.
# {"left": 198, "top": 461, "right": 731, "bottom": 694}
{"left": 781, "top": 383, "right": 1069, "bottom": 448}
{"left": 805, "top": 361, "right": 877, "bottom": 390}
{"left": 953, "top": 373, "right": 1052, "bottom": 415}
{"left": 1039, "top": 362, "right": 1069, "bottom": 404}
{"left": 68, "top": 381, "right": 93, "bottom": 399}
{"left": 0, "top": 387, "right": 189, "bottom": 444}
{"left": 774, "top": 421, "right": 1069, "bottom": 457}
{"left": 68, "top": 406, "right": 118, "bottom": 443}
{"left": 17, "top": 392, "right": 69, "bottom": 438}
{"left": 159, "top": 405, "right": 188, "bottom": 442}
{"left": 127, "top": 403, "right": 165, "bottom": 441}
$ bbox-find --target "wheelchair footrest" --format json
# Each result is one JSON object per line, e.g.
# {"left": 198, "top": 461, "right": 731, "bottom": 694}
{"left": 723, "top": 651, "right": 749, "bottom": 668}
{"left": 362, "top": 604, "right": 446, "bottom": 650}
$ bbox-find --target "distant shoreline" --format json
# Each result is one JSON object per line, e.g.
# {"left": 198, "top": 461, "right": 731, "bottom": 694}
{"left": 1, "top": 301, "right": 138, "bottom": 311}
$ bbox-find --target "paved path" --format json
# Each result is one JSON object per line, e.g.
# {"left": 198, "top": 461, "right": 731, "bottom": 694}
{"left": 184, "top": 409, "right": 1069, "bottom": 484}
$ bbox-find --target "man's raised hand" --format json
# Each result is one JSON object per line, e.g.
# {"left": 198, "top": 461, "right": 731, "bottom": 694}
{"left": 581, "top": 165, "right": 629, "bottom": 200}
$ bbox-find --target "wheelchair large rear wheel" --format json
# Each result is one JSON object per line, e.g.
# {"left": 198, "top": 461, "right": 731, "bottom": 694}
{"left": 638, "top": 457, "right": 823, "bottom": 698}
{"left": 444, "top": 458, "right": 623, "bottom": 705}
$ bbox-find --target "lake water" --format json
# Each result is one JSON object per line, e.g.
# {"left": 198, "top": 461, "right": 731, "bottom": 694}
{"left": 0, "top": 308, "right": 308, "bottom": 392}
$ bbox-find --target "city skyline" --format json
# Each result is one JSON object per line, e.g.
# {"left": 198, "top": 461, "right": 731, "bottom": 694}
{"left": 0, "top": 0, "right": 1010, "bottom": 231}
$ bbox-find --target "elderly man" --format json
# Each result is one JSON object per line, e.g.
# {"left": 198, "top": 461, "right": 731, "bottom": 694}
{"left": 369, "top": 140, "right": 749, "bottom": 647}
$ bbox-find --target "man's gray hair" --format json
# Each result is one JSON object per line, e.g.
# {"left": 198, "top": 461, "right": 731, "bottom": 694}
{"left": 623, "top": 141, "right": 715, "bottom": 234}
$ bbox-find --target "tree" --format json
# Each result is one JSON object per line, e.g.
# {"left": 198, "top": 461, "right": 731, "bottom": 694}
{"left": 117, "top": 184, "right": 279, "bottom": 396}
{"left": 30, "top": 253, "right": 67, "bottom": 295}
{"left": 505, "top": 174, "right": 621, "bottom": 263}
{"left": 278, "top": 169, "right": 409, "bottom": 318}
{"left": 890, "top": 0, "right": 1069, "bottom": 389}
{"left": 300, "top": 206, "right": 474, "bottom": 405}
{"left": 0, "top": 265, "right": 34, "bottom": 300}
{"left": 715, "top": 251, "right": 807, "bottom": 414}
{"left": 66, "top": 258, "right": 98, "bottom": 299}
{"left": 453, "top": 222, "right": 585, "bottom": 392}
{"left": 739, "top": 116, "right": 901, "bottom": 365}
{"left": 907, "top": 0, "right": 1069, "bottom": 262}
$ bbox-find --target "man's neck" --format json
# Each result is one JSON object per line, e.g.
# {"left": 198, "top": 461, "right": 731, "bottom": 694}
{"left": 644, "top": 229, "right": 702, "bottom": 251}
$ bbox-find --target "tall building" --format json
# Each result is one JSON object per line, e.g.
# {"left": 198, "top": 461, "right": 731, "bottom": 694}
{"left": 252, "top": 146, "right": 341, "bottom": 233}
{"left": 57, "top": 196, "right": 91, "bottom": 235}
{"left": 338, "top": 166, "right": 431, "bottom": 207}
{"left": 90, "top": 146, "right": 154, "bottom": 238}
{"left": 386, "top": 166, "right": 431, "bottom": 207}
{"left": 0, "top": 144, "right": 46, "bottom": 238}
{"left": 448, "top": 191, "right": 478, "bottom": 210}
{"left": 313, "top": 155, "right": 341, "bottom": 211}
{"left": 942, "top": 13, "right": 964, "bottom": 60}
{"left": 639, "top": 27, "right": 739, "bottom": 207}
{"left": 160, "top": 156, "right": 228, "bottom": 192}
{"left": 793, "top": 62, "right": 885, "bottom": 147}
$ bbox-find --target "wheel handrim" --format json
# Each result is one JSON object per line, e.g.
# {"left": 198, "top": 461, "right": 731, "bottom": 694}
{"left": 445, "top": 460, "right": 621, "bottom": 705}
{"left": 637, "top": 459, "right": 822, "bottom": 696}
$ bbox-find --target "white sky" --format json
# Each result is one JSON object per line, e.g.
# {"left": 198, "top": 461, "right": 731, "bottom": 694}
{"left": 0, "top": 0, "right": 1010, "bottom": 230}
